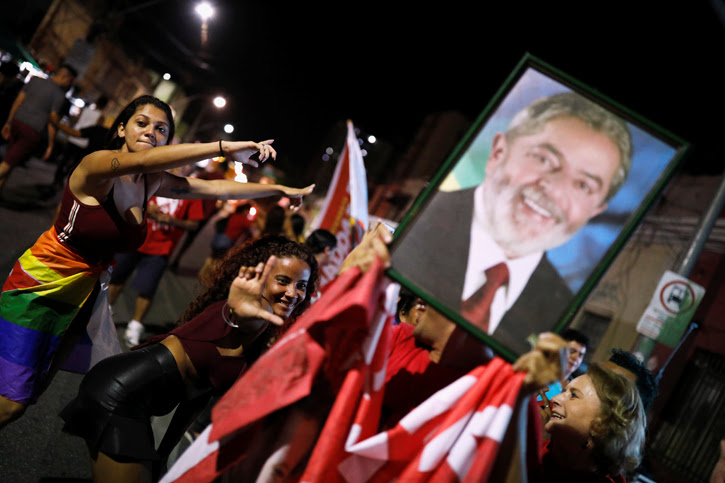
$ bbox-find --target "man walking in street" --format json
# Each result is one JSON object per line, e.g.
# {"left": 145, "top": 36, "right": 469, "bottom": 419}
{"left": 0, "top": 64, "right": 76, "bottom": 196}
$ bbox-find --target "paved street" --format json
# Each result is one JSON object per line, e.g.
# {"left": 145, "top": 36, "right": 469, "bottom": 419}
{"left": 0, "top": 151, "right": 218, "bottom": 482}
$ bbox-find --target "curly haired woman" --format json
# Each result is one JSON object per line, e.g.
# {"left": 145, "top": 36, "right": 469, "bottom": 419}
{"left": 60, "top": 236, "right": 318, "bottom": 482}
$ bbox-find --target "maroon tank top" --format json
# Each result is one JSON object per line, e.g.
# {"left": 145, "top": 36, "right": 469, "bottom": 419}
{"left": 140, "top": 300, "right": 249, "bottom": 393}
{"left": 54, "top": 178, "right": 149, "bottom": 265}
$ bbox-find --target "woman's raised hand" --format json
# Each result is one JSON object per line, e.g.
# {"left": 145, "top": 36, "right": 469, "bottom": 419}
{"left": 228, "top": 256, "right": 285, "bottom": 327}
{"left": 224, "top": 139, "right": 277, "bottom": 167}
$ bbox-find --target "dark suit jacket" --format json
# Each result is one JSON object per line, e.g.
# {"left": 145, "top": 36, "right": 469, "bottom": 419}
{"left": 391, "top": 188, "right": 573, "bottom": 356}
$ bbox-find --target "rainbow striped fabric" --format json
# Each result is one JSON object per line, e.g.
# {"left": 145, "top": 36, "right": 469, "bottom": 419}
{"left": 0, "top": 227, "right": 103, "bottom": 404}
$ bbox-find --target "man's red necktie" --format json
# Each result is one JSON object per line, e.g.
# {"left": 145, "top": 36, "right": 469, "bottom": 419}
{"left": 460, "top": 262, "right": 510, "bottom": 334}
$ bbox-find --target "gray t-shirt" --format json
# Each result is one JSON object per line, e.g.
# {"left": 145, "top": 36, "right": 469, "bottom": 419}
{"left": 14, "top": 76, "right": 66, "bottom": 133}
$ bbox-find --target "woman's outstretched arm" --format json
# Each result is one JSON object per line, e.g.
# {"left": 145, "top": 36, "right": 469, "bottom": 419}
{"left": 77, "top": 140, "right": 276, "bottom": 182}
{"left": 156, "top": 173, "right": 314, "bottom": 208}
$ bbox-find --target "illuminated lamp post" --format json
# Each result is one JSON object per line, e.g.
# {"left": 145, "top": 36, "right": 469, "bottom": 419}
{"left": 195, "top": 2, "right": 214, "bottom": 46}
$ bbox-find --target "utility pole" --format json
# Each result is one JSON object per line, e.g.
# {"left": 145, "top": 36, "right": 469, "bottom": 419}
{"left": 631, "top": 171, "right": 725, "bottom": 362}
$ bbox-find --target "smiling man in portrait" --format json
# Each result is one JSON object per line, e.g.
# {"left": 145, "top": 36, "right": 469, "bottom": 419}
{"left": 392, "top": 91, "right": 632, "bottom": 355}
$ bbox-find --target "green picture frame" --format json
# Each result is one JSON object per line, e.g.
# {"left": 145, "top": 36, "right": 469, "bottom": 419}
{"left": 387, "top": 53, "right": 690, "bottom": 362}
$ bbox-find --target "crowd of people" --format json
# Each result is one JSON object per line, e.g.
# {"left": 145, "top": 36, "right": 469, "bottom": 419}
{"left": 0, "top": 57, "right": 721, "bottom": 483}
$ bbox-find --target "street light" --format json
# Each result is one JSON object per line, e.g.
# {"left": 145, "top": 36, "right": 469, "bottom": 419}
{"left": 213, "top": 96, "right": 226, "bottom": 108}
{"left": 195, "top": 2, "right": 215, "bottom": 46}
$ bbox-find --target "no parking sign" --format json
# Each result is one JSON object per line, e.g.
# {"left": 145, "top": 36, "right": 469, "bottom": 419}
{"left": 636, "top": 270, "right": 705, "bottom": 347}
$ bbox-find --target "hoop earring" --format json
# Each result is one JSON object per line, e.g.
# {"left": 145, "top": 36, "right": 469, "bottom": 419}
{"left": 222, "top": 302, "right": 238, "bottom": 328}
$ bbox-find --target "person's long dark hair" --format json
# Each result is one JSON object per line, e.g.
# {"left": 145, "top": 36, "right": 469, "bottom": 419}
{"left": 179, "top": 236, "right": 318, "bottom": 349}
{"left": 105, "top": 95, "right": 175, "bottom": 149}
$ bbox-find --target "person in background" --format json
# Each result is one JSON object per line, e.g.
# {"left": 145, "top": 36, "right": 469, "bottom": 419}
{"left": 167, "top": 160, "right": 228, "bottom": 272}
{"left": 0, "top": 61, "right": 23, "bottom": 139}
{"left": 42, "top": 95, "right": 110, "bottom": 195}
{"left": 381, "top": 302, "right": 495, "bottom": 430}
{"left": 0, "top": 63, "right": 77, "bottom": 196}
{"left": 539, "top": 328, "right": 589, "bottom": 404}
{"left": 261, "top": 204, "right": 287, "bottom": 238}
{"left": 290, "top": 213, "right": 306, "bottom": 243}
{"left": 247, "top": 174, "right": 282, "bottom": 239}
{"left": 304, "top": 228, "right": 337, "bottom": 269}
{"left": 602, "top": 348, "right": 658, "bottom": 411}
{"left": 197, "top": 202, "right": 255, "bottom": 287}
{"left": 304, "top": 228, "right": 338, "bottom": 303}
{"left": 394, "top": 286, "right": 427, "bottom": 327}
{"left": 215, "top": 202, "right": 255, "bottom": 254}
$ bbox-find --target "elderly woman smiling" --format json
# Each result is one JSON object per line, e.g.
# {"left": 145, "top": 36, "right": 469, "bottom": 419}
{"left": 537, "top": 362, "right": 646, "bottom": 482}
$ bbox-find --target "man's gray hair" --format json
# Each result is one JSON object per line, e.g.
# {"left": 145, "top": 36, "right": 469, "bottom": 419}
{"left": 506, "top": 92, "right": 632, "bottom": 202}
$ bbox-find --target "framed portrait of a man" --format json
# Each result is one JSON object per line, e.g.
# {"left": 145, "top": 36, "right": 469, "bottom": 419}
{"left": 387, "top": 54, "right": 690, "bottom": 361}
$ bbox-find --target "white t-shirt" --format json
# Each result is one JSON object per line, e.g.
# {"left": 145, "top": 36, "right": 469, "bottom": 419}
{"left": 67, "top": 108, "right": 102, "bottom": 148}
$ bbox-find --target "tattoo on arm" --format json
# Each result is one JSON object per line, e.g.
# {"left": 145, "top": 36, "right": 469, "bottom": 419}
{"left": 170, "top": 187, "right": 190, "bottom": 194}
{"left": 111, "top": 158, "right": 120, "bottom": 171}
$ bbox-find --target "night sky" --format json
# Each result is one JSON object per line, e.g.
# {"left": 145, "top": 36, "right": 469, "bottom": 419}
{"left": 115, "top": 1, "right": 724, "bottom": 182}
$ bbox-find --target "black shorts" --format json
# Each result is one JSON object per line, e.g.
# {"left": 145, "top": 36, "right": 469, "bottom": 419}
{"left": 60, "top": 343, "right": 184, "bottom": 462}
{"left": 110, "top": 252, "right": 169, "bottom": 298}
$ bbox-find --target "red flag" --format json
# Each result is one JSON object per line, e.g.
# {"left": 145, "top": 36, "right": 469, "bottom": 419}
{"left": 300, "top": 287, "right": 394, "bottom": 481}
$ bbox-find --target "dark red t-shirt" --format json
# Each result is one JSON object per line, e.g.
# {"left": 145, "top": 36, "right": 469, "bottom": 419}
{"left": 381, "top": 323, "right": 466, "bottom": 430}
{"left": 224, "top": 211, "right": 254, "bottom": 242}
{"left": 139, "top": 196, "right": 206, "bottom": 256}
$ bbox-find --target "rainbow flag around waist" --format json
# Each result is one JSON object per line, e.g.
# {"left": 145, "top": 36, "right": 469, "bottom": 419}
{"left": 0, "top": 228, "right": 101, "bottom": 404}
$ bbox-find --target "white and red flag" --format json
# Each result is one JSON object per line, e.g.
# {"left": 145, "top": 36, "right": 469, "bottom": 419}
{"left": 311, "top": 120, "right": 369, "bottom": 289}
{"left": 304, "top": 357, "right": 527, "bottom": 483}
